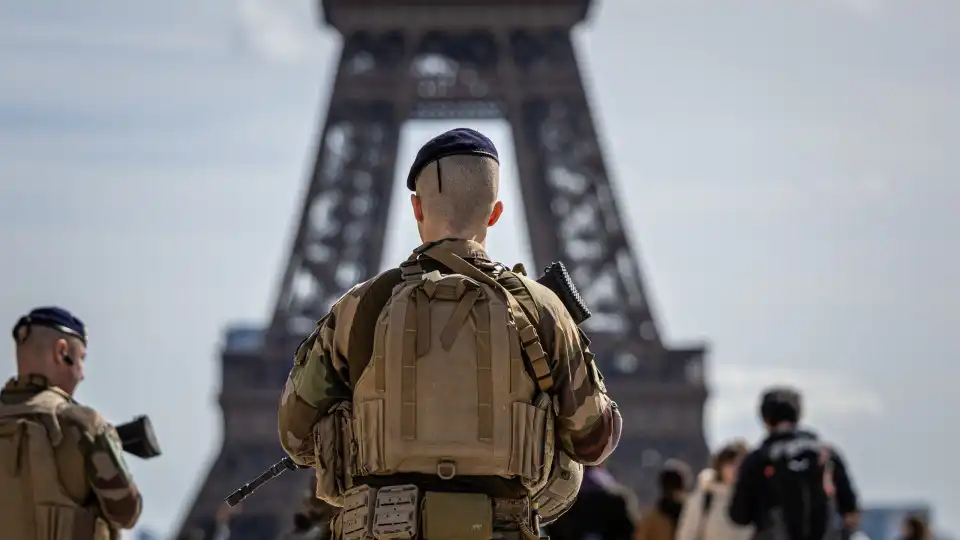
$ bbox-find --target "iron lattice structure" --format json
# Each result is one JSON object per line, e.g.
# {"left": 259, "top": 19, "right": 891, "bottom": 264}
{"left": 178, "top": 1, "right": 709, "bottom": 538}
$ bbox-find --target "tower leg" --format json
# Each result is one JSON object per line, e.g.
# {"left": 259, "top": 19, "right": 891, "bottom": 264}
{"left": 501, "top": 29, "right": 709, "bottom": 502}
{"left": 269, "top": 98, "right": 405, "bottom": 342}
{"left": 177, "top": 65, "right": 407, "bottom": 540}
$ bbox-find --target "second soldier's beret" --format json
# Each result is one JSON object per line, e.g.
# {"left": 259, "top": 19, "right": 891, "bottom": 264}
{"left": 12, "top": 306, "right": 88, "bottom": 345}
{"left": 405, "top": 128, "right": 500, "bottom": 191}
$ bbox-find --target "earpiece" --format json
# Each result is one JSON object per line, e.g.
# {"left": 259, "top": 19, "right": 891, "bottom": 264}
{"left": 61, "top": 354, "right": 74, "bottom": 366}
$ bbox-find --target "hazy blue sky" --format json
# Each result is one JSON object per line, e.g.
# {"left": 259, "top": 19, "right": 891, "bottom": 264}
{"left": 1, "top": 0, "right": 957, "bottom": 537}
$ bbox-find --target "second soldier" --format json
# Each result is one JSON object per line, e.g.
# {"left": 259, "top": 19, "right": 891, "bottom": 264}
{"left": 0, "top": 307, "right": 143, "bottom": 540}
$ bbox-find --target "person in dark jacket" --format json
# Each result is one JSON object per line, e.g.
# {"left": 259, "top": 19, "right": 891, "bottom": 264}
{"left": 728, "top": 387, "right": 860, "bottom": 540}
{"left": 547, "top": 464, "right": 640, "bottom": 540}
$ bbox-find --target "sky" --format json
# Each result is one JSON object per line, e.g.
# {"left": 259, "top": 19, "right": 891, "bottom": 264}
{"left": 1, "top": 0, "right": 958, "bottom": 537}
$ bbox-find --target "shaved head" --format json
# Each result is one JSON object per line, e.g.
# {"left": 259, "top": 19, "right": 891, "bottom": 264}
{"left": 15, "top": 325, "right": 69, "bottom": 362}
{"left": 14, "top": 325, "right": 86, "bottom": 394}
{"left": 413, "top": 155, "right": 500, "bottom": 240}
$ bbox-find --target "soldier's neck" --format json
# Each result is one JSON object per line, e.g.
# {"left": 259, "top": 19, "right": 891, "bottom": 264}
{"left": 16, "top": 367, "right": 59, "bottom": 389}
{"left": 420, "top": 230, "right": 487, "bottom": 248}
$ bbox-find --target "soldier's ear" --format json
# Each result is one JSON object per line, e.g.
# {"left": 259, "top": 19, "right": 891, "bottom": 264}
{"left": 411, "top": 194, "right": 424, "bottom": 222}
{"left": 53, "top": 338, "right": 68, "bottom": 361}
{"left": 488, "top": 200, "right": 503, "bottom": 227}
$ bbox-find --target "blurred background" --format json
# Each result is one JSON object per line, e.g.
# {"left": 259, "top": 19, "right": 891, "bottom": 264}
{"left": 1, "top": 0, "right": 957, "bottom": 539}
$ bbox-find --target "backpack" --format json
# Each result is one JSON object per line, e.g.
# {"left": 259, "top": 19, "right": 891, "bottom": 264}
{"left": 350, "top": 245, "right": 555, "bottom": 488}
{"left": 763, "top": 436, "right": 833, "bottom": 540}
{"left": 0, "top": 389, "right": 97, "bottom": 540}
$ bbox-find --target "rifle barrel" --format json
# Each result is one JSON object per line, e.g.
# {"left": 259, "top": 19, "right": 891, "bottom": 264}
{"left": 224, "top": 457, "right": 301, "bottom": 507}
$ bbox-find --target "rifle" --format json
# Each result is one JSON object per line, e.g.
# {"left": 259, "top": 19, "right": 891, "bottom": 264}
{"left": 114, "top": 415, "right": 162, "bottom": 459}
{"left": 223, "top": 261, "right": 590, "bottom": 506}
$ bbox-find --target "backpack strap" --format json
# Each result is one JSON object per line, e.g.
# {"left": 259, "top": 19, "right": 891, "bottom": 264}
{"left": 420, "top": 246, "right": 554, "bottom": 394}
{"left": 345, "top": 268, "right": 404, "bottom": 388}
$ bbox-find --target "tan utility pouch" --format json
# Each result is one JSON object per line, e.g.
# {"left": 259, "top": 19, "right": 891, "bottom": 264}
{"left": 422, "top": 492, "right": 493, "bottom": 540}
{"left": 314, "top": 401, "right": 356, "bottom": 507}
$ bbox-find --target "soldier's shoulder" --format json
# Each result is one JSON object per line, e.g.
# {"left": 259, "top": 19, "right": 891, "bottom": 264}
{"left": 335, "top": 270, "right": 401, "bottom": 307}
{"left": 514, "top": 274, "right": 573, "bottom": 323}
{"left": 513, "top": 274, "right": 556, "bottom": 304}
{"left": 57, "top": 402, "right": 109, "bottom": 436}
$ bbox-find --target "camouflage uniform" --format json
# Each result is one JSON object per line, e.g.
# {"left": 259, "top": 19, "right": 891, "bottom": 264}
{"left": 278, "top": 239, "right": 621, "bottom": 471}
{"left": 0, "top": 374, "right": 143, "bottom": 539}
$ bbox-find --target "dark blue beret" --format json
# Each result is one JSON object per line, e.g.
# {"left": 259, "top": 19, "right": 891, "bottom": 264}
{"left": 12, "top": 306, "right": 87, "bottom": 345}
{"left": 406, "top": 128, "right": 499, "bottom": 191}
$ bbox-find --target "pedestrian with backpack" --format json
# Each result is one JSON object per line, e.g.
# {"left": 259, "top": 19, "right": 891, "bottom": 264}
{"left": 728, "top": 387, "right": 860, "bottom": 540}
{"left": 676, "top": 440, "right": 753, "bottom": 540}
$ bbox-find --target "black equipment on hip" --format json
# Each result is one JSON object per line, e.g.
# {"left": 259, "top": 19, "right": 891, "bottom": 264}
{"left": 225, "top": 456, "right": 304, "bottom": 507}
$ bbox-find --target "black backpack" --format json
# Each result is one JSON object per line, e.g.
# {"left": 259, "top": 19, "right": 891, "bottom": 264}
{"left": 763, "top": 436, "right": 833, "bottom": 540}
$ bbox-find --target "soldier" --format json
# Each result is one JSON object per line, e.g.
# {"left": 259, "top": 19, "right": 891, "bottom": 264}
{"left": 0, "top": 307, "right": 143, "bottom": 540}
{"left": 278, "top": 128, "right": 622, "bottom": 539}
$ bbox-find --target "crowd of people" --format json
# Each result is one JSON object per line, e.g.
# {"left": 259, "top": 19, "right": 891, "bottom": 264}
{"left": 545, "top": 387, "right": 935, "bottom": 540}
{"left": 201, "top": 387, "right": 936, "bottom": 540}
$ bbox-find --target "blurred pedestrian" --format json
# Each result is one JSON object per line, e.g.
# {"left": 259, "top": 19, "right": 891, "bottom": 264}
{"left": 547, "top": 464, "right": 640, "bottom": 540}
{"left": 635, "top": 459, "right": 692, "bottom": 540}
{"left": 677, "top": 440, "right": 752, "bottom": 540}
{"left": 900, "top": 515, "right": 931, "bottom": 540}
{"left": 729, "top": 387, "right": 860, "bottom": 540}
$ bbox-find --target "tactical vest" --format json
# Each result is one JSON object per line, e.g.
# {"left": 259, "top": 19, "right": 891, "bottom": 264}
{"left": 0, "top": 389, "right": 105, "bottom": 540}
{"left": 312, "top": 247, "right": 581, "bottom": 523}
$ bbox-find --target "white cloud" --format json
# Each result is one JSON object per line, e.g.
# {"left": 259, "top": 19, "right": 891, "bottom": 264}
{"left": 0, "top": 22, "right": 223, "bottom": 55}
{"left": 235, "top": 0, "right": 327, "bottom": 64}
{"left": 710, "top": 364, "right": 885, "bottom": 429}
{"left": 827, "top": 0, "right": 887, "bottom": 18}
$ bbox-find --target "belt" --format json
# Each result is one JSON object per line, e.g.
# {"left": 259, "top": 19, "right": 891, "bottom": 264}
{"left": 333, "top": 485, "right": 541, "bottom": 540}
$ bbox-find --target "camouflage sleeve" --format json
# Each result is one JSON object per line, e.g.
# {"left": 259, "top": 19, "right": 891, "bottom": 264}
{"left": 278, "top": 290, "right": 357, "bottom": 467}
{"left": 538, "top": 300, "right": 622, "bottom": 465}
{"left": 60, "top": 405, "right": 143, "bottom": 530}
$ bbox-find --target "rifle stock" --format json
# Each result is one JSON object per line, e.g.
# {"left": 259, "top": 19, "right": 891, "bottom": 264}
{"left": 534, "top": 261, "right": 592, "bottom": 325}
{"left": 114, "top": 415, "right": 162, "bottom": 459}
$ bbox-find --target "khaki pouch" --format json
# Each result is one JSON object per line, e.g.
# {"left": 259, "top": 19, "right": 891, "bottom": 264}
{"left": 510, "top": 392, "right": 552, "bottom": 486}
{"left": 422, "top": 492, "right": 493, "bottom": 540}
{"left": 314, "top": 401, "right": 355, "bottom": 507}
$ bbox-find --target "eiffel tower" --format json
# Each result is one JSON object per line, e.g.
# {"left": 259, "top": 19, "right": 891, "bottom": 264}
{"left": 177, "top": 1, "right": 709, "bottom": 538}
